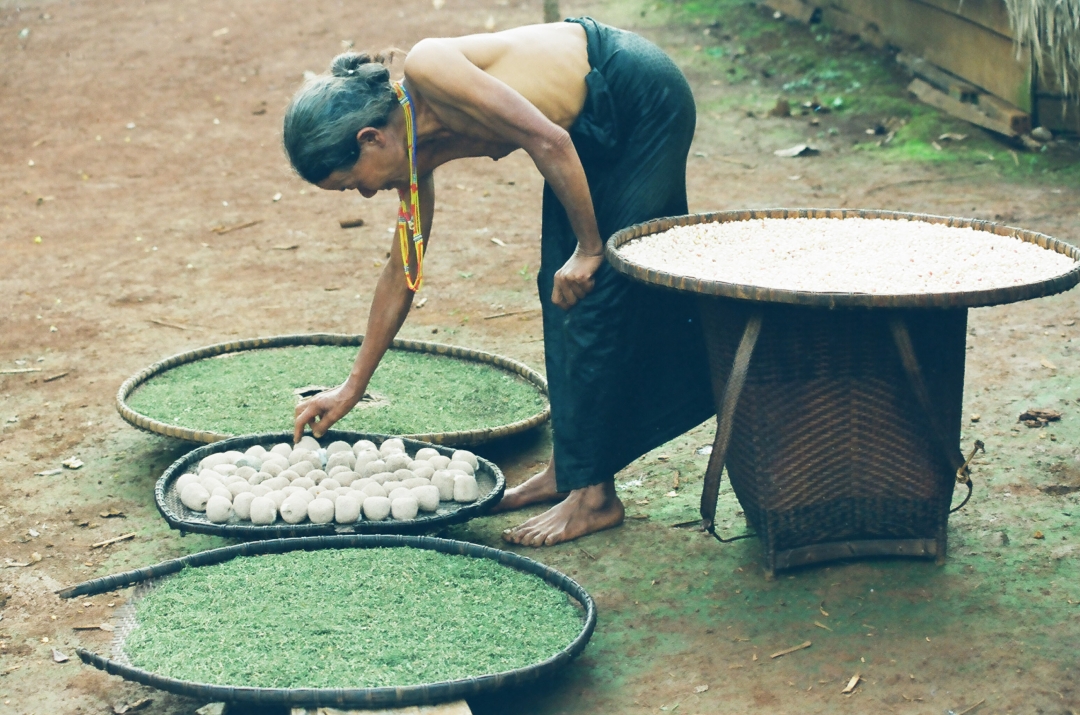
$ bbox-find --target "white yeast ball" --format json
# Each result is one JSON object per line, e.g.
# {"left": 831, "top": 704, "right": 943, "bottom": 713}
{"left": 379, "top": 438, "right": 405, "bottom": 455}
{"left": 251, "top": 484, "right": 272, "bottom": 498}
{"left": 175, "top": 473, "right": 198, "bottom": 492}
{"left": 288, "top": 449, "right": 316, "bottom": 466}
{"left": 224, "top": 474, "right": 247, "bottom": 486}
{"left": 388, "top": 487, "right": 412, "bottom": 501}
{"left": 453, "top": 474, "right": 480, "bottom": 503}
{"left": 211, "top": 486, "right": 233, "bottom": 502}
{"left": 353, "top": 439, "right": 378, "bottom": 456}
{"left": 181, "top": 483, "right": 210, "bottom": 512}
{"left": 200, "top": 453, "right": 230, "bottom": 470}
{"left": 291, "top": 460, "right": 316, "bottom": 478}
{"left": 227, "top": 481, "right": 252, "bottom": 497}
{"left": 270, "top": 443, "right": 293, "bottom": 457}
{"left": 407, "top": 462, "right": 435, "bottom": 480}
{"left": 234, "top": 466, "right": 257, "bottom": 481}
{"left": 452, "top": 450, "right": 479, "bottom": 471}
{"left": 213, "top": 464, "right": 238, "bottom": 477}
{"left": 352, "top": 478, "right": 375, "bottom": 491}
{"left": 361, "top": 482, "right": 387, "bottom": 498}
{"left": 391, "top": 495, "right": 419, "bottom": 520}
{"left": 308, "top": 498, "right": 332, "bottom": 527}
{"left": 384, "top": 453, "right": 412, "bottom": 472}
{"left": 383, "top": 481, "right": 404, "bottom": 494}
{"left": 308, "top": 484, "right": 326, "bottom": 497}
{"left": 291, "top": 477, "right": 315, "bottom": 490}
{"left": 415, "top": 447, "right": 441, "bottom": 461}
{"left": 280, "top": 496, "right": 310, "bottom": 524}
{"left": 326, "top": 451, "right": 355, "bottom": 471}
{"left": 326, "top": 440, "right": 352, "bottom": 456}
{"left": 428, "top": 455, "right": 452, "bottom": 470}
{"left": 244, "top": 444, "right": 267, "bottom": 458}
{"left": 431, "top": 471, "right": 456, "bottom": 501}
{"left": 249, "top": 472, "right": 272, "bottom": 486}
{"left": 336, "top": 471, "right": 359, "bottom": 487}
{"left": 199, "top": 479, "right": 224, "bottom": 497}
{"left": 393, "top": 469, "right": 415, "bottom": 482}
{"left": 363, "top": 496, "right": 392, "bottom": 521}
{"left": 370, "top": 472, "right": 393, "bottom": 485}
{"left": 328, "top": 465, "right": 352, "bottom": 478}
{"left": 402, "top": 477, "right": 430, "bottom": 489}
{"left": 335, "top": 494, "right": 362, "bottom": 524}
{"left": 297, "top": 435, "right": 321, "bottom": 451}
{"left": 249, "top": 496, "right": 277, "bottom": 524}
{"left": 233, "top": 491, "right": 256, "bottom": 520}
{"left": 282, "top": 485, "right": 305, "bottom": 498}
{"left": 267, "top": 490, "right": 288, "bottom": 509}
{"left": 260, "top": 462, "right": 285, "bottom": 478}
{"left": 321, "top": 478, "right": 341, "bottom": 491}
{"left": 276, "top": 470, "right": 300, "bottom": 483}
{"left": 265, "top": 476, "right": 291, "bottom": 491}
{"left": 296, "top": 489, "right": 316, "bottom": 505}
{"left": 319, "top": 489, "right": 339, "bottom": 503}
{"left": 354, "top": 450, "right": 381, "bottom": 469}
{"left": 448, "top": 460, "right": 475, "bottom": 476}
{"left": 360, "top": 461, "right": 387, "bottom": 479}
{"left": 206, "top": 495, "right": 233, "bottom": 523}
{"left": 413, "top": 485, "right": 440, "bottom": 512}
{"left": 235, "top": 456, "right": 262, "bottom": 471}
{"left": 222, "top": 450, "right": 245, "bottom": 465}
{"left": 308, "top": 469, "right": 329, "bottom": 484}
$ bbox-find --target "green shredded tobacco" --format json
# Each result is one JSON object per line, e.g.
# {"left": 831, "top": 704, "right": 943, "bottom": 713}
{"left": 126, "top": 346, "right": 546, "bottom": 436}
{"left": 122, "top": 548, "right": 584, "bottom": 689}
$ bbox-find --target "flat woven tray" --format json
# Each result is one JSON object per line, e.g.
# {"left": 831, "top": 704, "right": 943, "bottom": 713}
{"left": 58, "top": 535, "right": 596, "bottom": 709}
{"left": 606, "top": 208, "right": 1080, "bottom": 308}
{"left": 155, "top": 430, "right": 505, "bottom": 538}
{"left": 116, "top": 333, "right": 550, "bottom": 446}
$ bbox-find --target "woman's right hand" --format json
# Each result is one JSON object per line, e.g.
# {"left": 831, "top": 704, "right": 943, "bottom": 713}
{"left": 294, "top": 382, "right": 362, "bottom": 442}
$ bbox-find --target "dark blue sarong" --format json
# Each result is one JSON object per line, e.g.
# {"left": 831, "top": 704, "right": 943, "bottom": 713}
{"left": 540, "top": 17, "right": 715, "bottom": 492}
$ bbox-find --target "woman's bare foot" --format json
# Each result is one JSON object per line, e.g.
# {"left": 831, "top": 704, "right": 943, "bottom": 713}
{"left": 490, "top": 458, "right": 566, "bottom": 513}
{"left": 501, "top": 481, "right": 624, "bottom": 546}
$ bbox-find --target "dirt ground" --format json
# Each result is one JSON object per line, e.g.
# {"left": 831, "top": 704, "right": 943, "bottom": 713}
{"left": 2, "top": 0, "right": 1079, "bottom": 713}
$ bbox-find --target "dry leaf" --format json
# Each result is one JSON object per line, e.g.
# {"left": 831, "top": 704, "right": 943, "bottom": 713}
{"left": 51, "top": 648, "right": 70, "bottom": 663}
{"left": 1041, "top": 358, "right": 1058, "bottom": 370}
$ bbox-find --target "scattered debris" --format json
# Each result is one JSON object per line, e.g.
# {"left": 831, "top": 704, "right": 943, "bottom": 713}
{"left": 1040, "top": 357, "right": 1058, "bottom": 370}
{"left": 99, "top": 509, "right": 126, "bottom": 519}
{"left": 774, "top": 144, "right": 819, "bottom": 158}
{"left": 814, "top": 620, "right": 832, "bottom": 631}
{"left": 4, "top": 560, "right": 31, "bottom": 568}
{"left": 73, "top": 623, "right": 114, "bottom": 632}
{"left": 841, "top": 673, "right": 861, "bottom": 694}
{"left": 338, "top": 217, "right": 365, "bottom": 229}
{"left": 91, "top": 532, "right": 136, "bottom": 549}
{"left": 697, "top": 445, "right": 713, "bottom": 455}
{"left": 482, "top": 308, "right": 539, "bottom": 320}
{"left": 272, "top": 244, "right": 299, "bottom": 250}
{"left": 491, "top": 237, "right": 506, "bottom": 246}
{"left": 147, "top": 319, "right": 192, "bottom": 331}
{"left": 51, "top": 648, "right": 70, "bottom": 663}
{"left": 768, "top": 98, "right": 791, "bottom": 117}
{"left": 970, "top": 414, "right": 981, "bottom": 422}
{"left": 1031, "top": 127, "right": 1053, "bottom": 142}
{"left": 414, "top": 297, "right": 428, "bottom": 309}
{"left": 1034, "top": 531, "right": 1045, "bottom": 540}
{"left": 113, "top": 698, "right": 153, "bottom": 714}
{"left": 1019, "top": 408, "right": 1062, "bottom": 427}
{"left": 61, "top": 457, "right": 84, "bottom": 470}
{"left": 43, "top": 371, "right": 69, "bottom": 382}
{"left": 210, "top": 219, "right": 262, "bottom": 235}
{"left": 34, "top": 468, "right": 63, "bottom": 477}
{"left": 770, "top": 641, "right": 812, "bottom": 659}
{"left": 938, "top": 132, "right": 968, "bottom": 142}
{"left": 694, "top": 684, "right": 709, "bottom": 693}
{"left": 0, "top": 367, "right": 42, "bottom": 375}
{"left": 952, "top": 698, "right": 986, "bottom": 715}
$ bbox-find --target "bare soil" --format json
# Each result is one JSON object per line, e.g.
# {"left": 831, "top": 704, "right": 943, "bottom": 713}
{"left": 1, "top": 0, "right": 1079, "bottom": 714}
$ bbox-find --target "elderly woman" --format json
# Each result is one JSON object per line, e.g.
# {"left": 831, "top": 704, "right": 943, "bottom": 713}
{"left": 286, "top": 17, "right": 713, "bottom": 546}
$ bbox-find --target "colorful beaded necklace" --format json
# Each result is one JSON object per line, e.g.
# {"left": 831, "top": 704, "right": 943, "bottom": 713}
{"left": 393, "top": 81, "right": 424, "bottom": 292}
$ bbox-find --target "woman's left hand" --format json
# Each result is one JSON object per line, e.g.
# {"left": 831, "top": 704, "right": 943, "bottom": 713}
{"left": 552, "top": 248, "right": 605, "bottom": 309}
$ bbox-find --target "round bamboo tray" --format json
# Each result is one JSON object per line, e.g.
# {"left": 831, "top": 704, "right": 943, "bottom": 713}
{"left": 58, "top": 535, "right": 596, "bottom": 709}
{"left": 606, "top": 208, "right": 1080, "bottom": 308}
{"left": 116, "top": 333, "right": 550, "bottom": 446}
{"left": 155, "top": 430, "right": 505, "bottom": 538}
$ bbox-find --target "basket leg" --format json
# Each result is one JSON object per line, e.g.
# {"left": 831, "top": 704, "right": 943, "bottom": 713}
{"left": 699, "top": 310, "right": 763, "bottom": 532}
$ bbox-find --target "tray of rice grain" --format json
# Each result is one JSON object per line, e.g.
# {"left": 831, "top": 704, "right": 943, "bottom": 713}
{"left": 608, "top": 208, "right": 1080, "bottom": 307}
{"left": 157, "top": 430, "right": 503, "bottom": 538}
{"left": 58, "top": 535, "right": 596, "bottom": 709}
{"left": 118, "top": 334, "right": 550, "bottom": 446}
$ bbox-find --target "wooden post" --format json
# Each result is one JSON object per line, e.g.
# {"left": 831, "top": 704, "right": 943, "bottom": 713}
{"left": 543, "top": 0, "right": 561, "bottom": 23}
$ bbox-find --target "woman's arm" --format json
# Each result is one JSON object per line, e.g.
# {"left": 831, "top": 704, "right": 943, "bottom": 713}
{"left": 405, "top": 40, "right": 604, "bottom": 308}
{"left": 293, "top": 172, "right": 435, "bottom": 441}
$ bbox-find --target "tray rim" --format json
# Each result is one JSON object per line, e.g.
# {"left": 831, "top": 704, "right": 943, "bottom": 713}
{"left": 606, "top": 208, "right": 1080, "bottom": 308}
{"left": 116, "top": 333, "right": 550, "bottom": 446}
{"left": 58, "top": 534, "right": 597, "bottom": 709}
{"left": 154, "top": 429, "right": 505, "bottom": 539}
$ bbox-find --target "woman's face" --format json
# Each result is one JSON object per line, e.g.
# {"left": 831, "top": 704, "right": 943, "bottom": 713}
{"left": 317, "top": 127, "right": 407, "bottom": 198}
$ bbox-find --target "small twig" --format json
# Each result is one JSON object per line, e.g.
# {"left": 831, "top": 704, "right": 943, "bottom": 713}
{"left": 338, "top": 218, "right": 365, "bottom": 229}
{"left": 580, "top": 548, "right": 596, "bottom": 560}
{"left": 91, "top": 533, "right": 136, "bottom": 549}
{"left": 483, "top": 308, "right": 540, "bottom": 320}
{"left": 272, "top": 244, "right": 299, "bottom": 250}
{"left": 861, "top": 172, "right": 983, "bottom": 196}
{"left": 43, "top": 371, "right": 69, "bottom": 383}
{"left": 841, "top": 673, "right": 861, "bottom": 694}
{"left": 0, "top": 367, "right": 42, "bottom": 375}
{"left": 210, "top": 219, "right": 262, "bottom": 235}
{"left": 671, "top": 519, "right": 702, "bottom": 529}
{"left": 956, "top": 699, "right": 985, "bottom": 715}
{"left": 770, "top": 641, "right": 812, "bottom": 659}
{"left": 148, "top": 319, "right": 190, "bottom": 331}
{"left": 716, "top": 156, "right": 756, "bottom": 169}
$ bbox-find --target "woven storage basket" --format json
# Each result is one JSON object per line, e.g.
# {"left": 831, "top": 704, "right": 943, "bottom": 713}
{"left": 58, "top": 535, "right": 596, "bottom": 709}
{"left": 608, "top": 208, "right": 1080, "bottom": 575}
{"left": 117, "top": 333, "right": 550, "bottom": 446}
{"left": 156, "top": 430, "right": 504, "bottom": 539}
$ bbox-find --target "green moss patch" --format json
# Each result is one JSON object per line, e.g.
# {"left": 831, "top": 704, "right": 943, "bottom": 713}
{"left": 126, "top": 346, "right": 546, "bottom": 436}
{"left": 122, "top": 547, "right": 584, "bottom": 689}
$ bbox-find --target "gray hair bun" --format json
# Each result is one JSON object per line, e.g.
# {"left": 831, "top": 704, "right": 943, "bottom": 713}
{"left": 330, "top": 52, "right": 390, "bottom": 84}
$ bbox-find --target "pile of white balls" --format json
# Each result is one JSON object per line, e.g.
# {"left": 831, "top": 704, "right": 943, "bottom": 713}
{"left": 175, "top": 436, "right": 482, "bottom": 526}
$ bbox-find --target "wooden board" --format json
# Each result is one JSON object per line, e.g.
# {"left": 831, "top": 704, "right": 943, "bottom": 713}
{"left": 1035, "top": 96, "right": 1080, "bottom": 134}
{"left": 765, "top": 0, "right": 821, "bottom": 22}
{"left": 910, "top": 0, "right": 1014, "bottom": 39}
{"left": 908, "top": 78, "right": 1023, "bottom": 136}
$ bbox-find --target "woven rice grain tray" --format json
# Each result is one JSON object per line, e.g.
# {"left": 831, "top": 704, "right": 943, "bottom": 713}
{"left": 606, "top": 208, "right": 1080, "bottom": 308}
{"left": 117, "top": 333, "right": 550, "bottom": 446}
{"left": 58, "top": 535, "right": 596, "bottom": 709}
{"left": 156, "top": 430, "right": 505, "bottom": 538}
